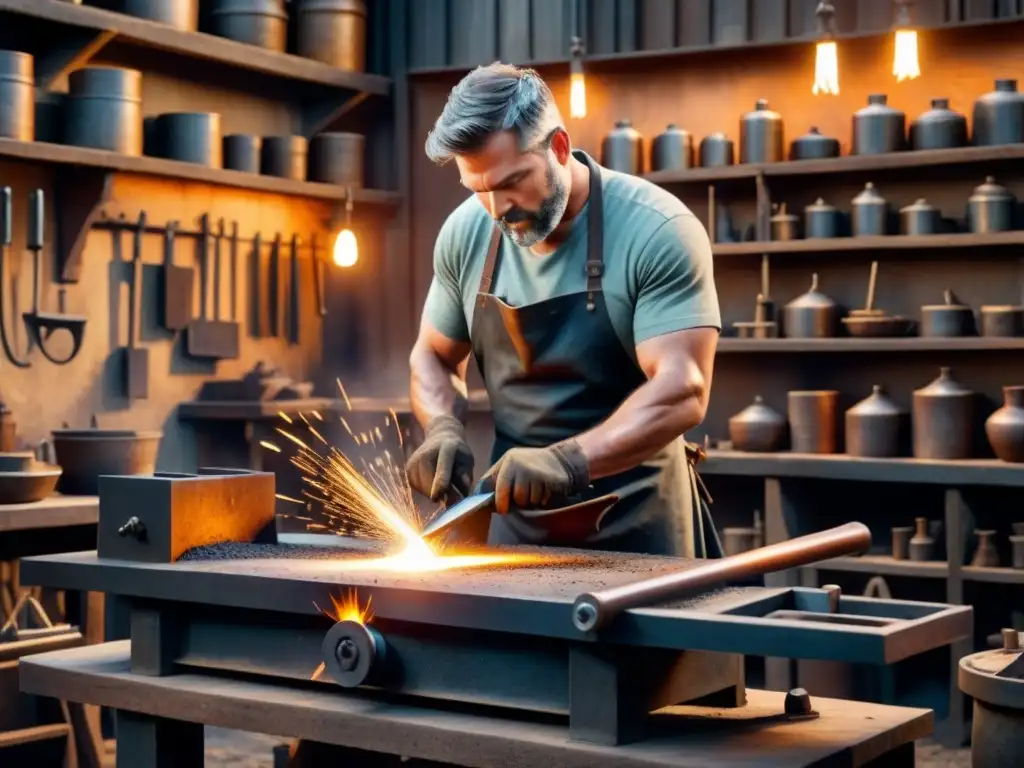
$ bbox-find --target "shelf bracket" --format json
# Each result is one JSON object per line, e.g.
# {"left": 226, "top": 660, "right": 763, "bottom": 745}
{"left": 300, "top": 90, "right": 372, "bottom": 138}
{"left": 33, "top": 28, "right": 118, "bottom": 93}
{"left": 54, "top": 167, "right": 113, "bottom": 284}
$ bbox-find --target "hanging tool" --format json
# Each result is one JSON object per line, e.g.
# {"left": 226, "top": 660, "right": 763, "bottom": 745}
{"left": 123, "top": 210, "right": 149, "bottom": 399}
{"left": 230, "top": 220, "right": 240, "bottom": 331}
{"left": 161, "top": 219, "right": 193, "bottom": 331}
{"left": 187, "top": 214, "right": 238, "bottom": 359}
{"left": 288, "top": 233, "right": 300, "bottom": 344}
{"left": 0, "top": 187, "right": 30, "bottom": 368}
{"left": 420, "top": 481, "right": 618, "bottom": 544}
{"left": 251, "top": 231, "right": 262, "bottom": 338}
{"left": 268, "top": 232, "right": 281, "bottom": 337}
{"left": 311, "top": 233, "right": 326, "bottom": 318}
{"left": 21, "top": 189, "right": 87, "bottom": 366}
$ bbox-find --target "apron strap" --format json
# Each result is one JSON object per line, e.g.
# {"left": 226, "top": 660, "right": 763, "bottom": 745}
{"left": 582, "top": 154, "right": 604, "bottom": 306}
{"left": 478, "top": 228, "right": 502, "bottom": 307}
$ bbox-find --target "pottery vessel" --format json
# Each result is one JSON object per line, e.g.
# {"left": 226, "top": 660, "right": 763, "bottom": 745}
{"left": 783, "top": 273, "right": 837, "bottom": 338}
{"left": 650, "top": 124, "right": 694, "bottom": 172}
{"left": 912, "top": 367, "right": 975, "bottom": 460}
{"left": 920, "top": 290, "right": 976, "bottom": 338}
{"left": 972, "top": 79, "right": 1024, "bottom": 146}
{"left": 699, "top": 132, "right": 734, "bottom": 167}
{"left": 892, "top": 526, "right": 913, "bottom": 560}
{"left": 789, "top": 126, "right": 839, "bottom": 160}
{"left": 908, "top": 517, "right": 935, "bottom": 562}
{"left": 770, "top": 203, "right": 799, "bottom": 241}
{"left": 985, "top": 385, "right": 1024, "bottom": 463}
{"left": 899, "top": 198, "right": 941, "bottom": 235}
{"left": 728, "top": 395, "right": 787, "bottom": 452}
{"left": 980, "top": 305, "right": 1024, "bottom": 337}
{"left": 851, "top": 182, "right": 889, "bottom": 236}
{"left": 909, "top": 98, "right": 968, "bottom": 150}
{"left": 845, "top": 385, "right": 905, "bottom": 458}
{"left": 967, "top": 176, "right": 1015, "bottom": 234}
{"left": 971, "top": 530, "right": 1000, "bottom": 568}
{"left": 787, "top": 390, "right": 839, "bottom": 454}
{"left": 804, "top": 198, "right": 839, "bottom": 238}
{"left": 852, "top": 94, "right": 906, "bottom": 155}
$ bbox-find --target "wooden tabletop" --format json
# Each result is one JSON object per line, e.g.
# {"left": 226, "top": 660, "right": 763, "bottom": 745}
{"left": 20, "top": 641, "right": 932, "bottom": 768}
{"left": 0, "top": 495, "right": 99, "bottom": 534}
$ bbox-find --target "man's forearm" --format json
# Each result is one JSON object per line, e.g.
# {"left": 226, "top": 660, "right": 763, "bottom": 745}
{"left": 409, "top": 344, "right": 469, "bottom": 428}
{"left": 571, "top": 375, "right": 705, "bottom": 480}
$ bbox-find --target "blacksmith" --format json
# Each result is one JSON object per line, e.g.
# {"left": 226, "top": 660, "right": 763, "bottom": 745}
{"left": 406, "top": 62, "right": 722, "bottom": 558}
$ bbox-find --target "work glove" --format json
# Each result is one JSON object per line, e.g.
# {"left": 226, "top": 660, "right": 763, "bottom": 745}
{"left": 406, "top": 415, "right": 474, "bottom": 501}
{"left": 479, "top": 440, "right": 590, "bottom": 515}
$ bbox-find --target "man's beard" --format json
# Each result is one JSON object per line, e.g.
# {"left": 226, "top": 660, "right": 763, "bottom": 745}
{"left": 496, "top": 165, "right": 569, "bottom": 248}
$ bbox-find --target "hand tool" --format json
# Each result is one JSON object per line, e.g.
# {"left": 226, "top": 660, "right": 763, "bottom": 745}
{"left": 160, "top": 218, "right": 192, "bottom": 331}
{"left": 250, "top": 231, "right": 263, "bottom": 337}
{"left": 288, "top": 232, "right": 300, "bottom": 344}
{"left": 420, "top": 481, "right": 618, "bottom": 544}
{"left": 311, "top": 233, "right": 326, "bottom": 317}
{"left": 0, "top": 186, "right": 30, "bottom": 368}
{"left": 124, "top": 210, "right": 149, "bottom": 399}
{"left": 268, "top": 233, "right": 281, "bottom": 337}
{"left": 186, "top": 214, "right": 240, "bottom": 359}
{"left": 230, "top": 220, "right": 240, "bottom": 330}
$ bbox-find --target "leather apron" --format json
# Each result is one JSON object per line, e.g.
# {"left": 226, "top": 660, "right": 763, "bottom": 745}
{"left": 471, "top": 151, "right": 722, "bottom": 558}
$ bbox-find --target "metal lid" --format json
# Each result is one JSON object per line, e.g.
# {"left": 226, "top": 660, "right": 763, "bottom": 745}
{"left": 299, "top": 0, "right": 367, "bottom": 15}
{"left": 970, "top": 175, "right": 1012, "bottom": 201}
{"left": 0, "top": 50, "right": 33, "bottom": 83}
{"left": 703, "top": 132, "right": 731, "bottom": 142}
{"left": 847, "top": 385, "right": 904, "bottom": 416}
{"left": 922, "top": 288, "right": 969, "bottom": 311}
{"left": 929, "top": 97, "right": 950, "bottom": 109}
{"left": 995, "top": 79, "right": 1018, "bottom": 92}
{"left": 852, "top": 182, "right": 886, "bottom": 206}
{"left": 900, "top": 198, "right": 936, "bottom": 213}
{"left": 744, "top": 99, "right": 780, "bottom": 120}
{"left": 867, "top": 94, "right": 888, "bottom": 105}
{"left": 805, "top": 197, "right": 836, "bottom": 213}
{"left": 913, "top": 367, "right": 973, "bottom": 398}
{"left": 614, "top": 119, "right": 632, "bottom": 128}
{"left": 729, "top": 395, "right": 786, "bottom": 427}
{"left": 785, "top": 273, "right": 835, "bottom": 310}
{"left": 771, "top": 202, "right": 798, "bottom": 221}
{"left": 69, "top": 66, "right": 143, "bottom": 101}
{"left": 959, "top": 628, "right": 1023, "bottom": 710}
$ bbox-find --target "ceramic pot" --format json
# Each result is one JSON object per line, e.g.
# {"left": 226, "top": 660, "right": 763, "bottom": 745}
{"left": 851, "top": 182, "right": 889, "bottom": 236}
{"left": 740, "top": 99, "right": 784, "bottom": 164}
{"left": 980, "top": 305, "right": 1024, "bottom": 337}
{"left": 728, "top": 395, "right": 787, "bottom": 452}
{"left": 968, "top": 176, "right": 1015, "bottom": 233}
{"left": 899, "top": 198, "right": 941, "bottom": 235}
{"left": 804, "top": 198, "right": 839, "bottom": 238}
{"left": 985, "top": 385, "right": 1024, "bottom": 463}
{"left": 908, "top": 517, "right": 935, "bottom": 562}
{"left": 971, "top": 530, "right": 1000, "bottom": 568}
{"left": 912, "top": 367, "right": 975, "bottom": 460}
{"left": 770, "top": 203, "right": 799, "bottom": 241}
{"left": 783, "top": 273, "right": 838, "bottom": 338}
{"left": 789, "top": 126, "right": 840, "bottom": 160}
{"left": 650, "top": 124, "right": 694, "bottom": 172}
{"left": 601, "top": 120, "right": 644, "bottom": 175}
{"left": 845, "top": 385, "right": 905, "bottom": 458}
{"left": 920, "top": 290, "right": 976, "bottom": 337}
{"left": 787, "top": 390, "right": 839, "bottom": 454}
{"left": 909, "top": 97, "right": 968, "bottom": 150}
{"left": 892, "top": 526, "right": 913, "bottom": 560}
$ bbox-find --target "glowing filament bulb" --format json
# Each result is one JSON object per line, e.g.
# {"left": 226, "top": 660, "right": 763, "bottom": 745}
{"left": 893, "top": 29, "right": 920, "bottom": 82}
{"left": 333, "top": 228, "right": 358, "bottom": 267}
{"left": 812, "top": 40, "right": 839, "bottom": 95}
{"left": 570, "top": 71, "right": 586, "bottom": 119}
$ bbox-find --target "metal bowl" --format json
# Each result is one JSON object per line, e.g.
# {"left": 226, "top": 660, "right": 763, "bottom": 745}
{"left": 0, "top": 465, "right": 63, "bottom": 505}
{"left": 842, "top": 315, "right": 916, "bottom": 337}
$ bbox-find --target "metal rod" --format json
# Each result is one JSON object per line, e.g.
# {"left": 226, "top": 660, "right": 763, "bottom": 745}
{"left": 572, "top": 522, "right": 872, "bottom": 633}
{"left": 93, "top": 216, "right": 321, "bottom": 256}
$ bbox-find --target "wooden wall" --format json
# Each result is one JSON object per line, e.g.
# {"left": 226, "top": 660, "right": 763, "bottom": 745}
{"left": 0, "top": 42, "right": 388, "bottom": 469}
{"left": 405, "top": 21, "right": 1024, "bottom": 446}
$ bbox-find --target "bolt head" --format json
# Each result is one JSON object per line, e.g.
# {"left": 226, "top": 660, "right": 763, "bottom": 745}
{"left": 337, "top": 638, "right": 359, "bottom": 672}
{"left": 785, "top": 687, "right": 813, "bottom": 716}
{"left": 574, "top": 603, "right": 597, "bottom": 630}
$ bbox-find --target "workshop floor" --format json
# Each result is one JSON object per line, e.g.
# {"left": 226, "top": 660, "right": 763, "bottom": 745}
{"left": 197, "top": 729, "right": 973, "bottom": 767}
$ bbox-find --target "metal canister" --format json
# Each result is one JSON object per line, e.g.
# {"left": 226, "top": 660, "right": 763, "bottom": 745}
{"left": 0, "top": 51, "right": 33, "bottom": 141}
{"left": 122, "top": 0, "right": 199, "bottom": 31}
{"left": 788, "top": 126, "right": 840, "bottom": 161}
{"left": 920, "top": 290, "right": 976, "bottom": 337}
{"left": 156, "top": 112, "right": 223, "bottom": 168}
{"left": 308, "top": 132, "right": 364, "bottom": 187}
{"left": 787, "top": 390, "right": 840, "bottom": 454}
{"left": 739, "top": 98, "right": 784, "bottom": 164}
{"left": 899, "top": 199, "right": 941, "bottom": 235}
{"left": 783, "top": 273, "right": 837, "bottom": 338}
{"left": 851, "top": 182, "right": 889, "bottom": 236}
{"left": 845, "top": 385, "right": 905, "bottom": 458}
{"left": 804, "top": 198, "right": 838, "bottom": 239}
{"left": 852, "top": 94, "right": 906, "bottom": 155}
{"left": 958, "top": 629, "right": 1024, "bottom": 768}
{"left": 296, "top": 0, "right": 366, "bottom": 72}
{"left": 699, "top": 133, "right": 734, "bottom": 167}
{"left": 770, "top": 203, "right": 799, "bottom": 241}
{"left": 972, "top": 79, "right": 1024, "bottom": 147}
{"left": 650, "top": 124, "right": 694, "bottom": 172}
{"left": 980, "top": 305, "right": 1024, "bottom": 337}
{"left": 601, "top": 120, "right": 644, "bottom": 175}
{"left": 968, "top": 176, "right": 1016, "bottom": 233}
{"left": 909, "top": 98, "right": 968, "bottom": 150}
{"left": 223, "top": 134, "right": 261, "bottom": 173}
{"left": 208, "top": 0, "right": 288, "bottom": 52}
{"left": 66, "top": 67, "right": 143, "bottom": 155}
{"left": 912, "top": 367, "right": 974, "bottom": 459}
{"left": 261, "top": 135, "right": 309, "bottom": 180}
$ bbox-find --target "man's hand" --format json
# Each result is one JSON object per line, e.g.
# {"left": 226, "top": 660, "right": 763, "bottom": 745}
{"left": 479, "top": 441, "right": 590, "bottom": 514}
{"left": 406, "top": 415, "right": 474, "bottom": 501}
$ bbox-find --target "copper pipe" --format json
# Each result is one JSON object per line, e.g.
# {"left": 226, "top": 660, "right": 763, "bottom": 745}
{"left": 572, "top": 522, "right": 871, "bottom": 632}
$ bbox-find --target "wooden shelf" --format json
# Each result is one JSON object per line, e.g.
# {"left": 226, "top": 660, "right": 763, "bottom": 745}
{"left": 714, "top": 231, "right": 1024, "bottom": 257}
{"left": 962, "top": 565, "right": 1024, "bottom": 584}
{"left": 699, "top": 450, "right": 1024, "bottom": 487}
{"left": 0, "top": 138, "right": 400, "bottom": 207}
{"left": 647, "top": 143, "right": 1024, "bottom": 187}
{"left": 0, "top": 495, "right": 98, "bottom": 533}
{"left": 812, "top": 554, "right": 949, "bottom": 579}
{"left": 0, "top": 0, "right": 391, "bottom": 94}
{"left": 717, "top": 337, "right": 1024, "bottom": 353}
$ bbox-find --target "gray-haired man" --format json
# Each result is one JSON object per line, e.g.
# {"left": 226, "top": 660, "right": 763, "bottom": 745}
{"left": 406, "top": 63, "right": 722, "bottom": 558}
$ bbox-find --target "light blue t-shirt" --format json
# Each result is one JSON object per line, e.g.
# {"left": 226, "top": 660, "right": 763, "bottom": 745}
{"left": 423, "top": 158, "right": 721, "bottom": 358}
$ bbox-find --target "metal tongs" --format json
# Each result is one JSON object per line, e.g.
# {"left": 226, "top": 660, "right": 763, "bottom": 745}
{"left": 420, "top": 481, "right": 619, "bottom": 544}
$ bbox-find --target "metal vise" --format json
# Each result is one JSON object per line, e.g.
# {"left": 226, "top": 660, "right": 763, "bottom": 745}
{"left": 97, "top": 468, "right": 277, "bottom": 563}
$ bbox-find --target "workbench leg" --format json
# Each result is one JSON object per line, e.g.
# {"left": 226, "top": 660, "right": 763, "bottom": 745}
{"left": 115, "top": 710, "right": 203, "bottom": 768}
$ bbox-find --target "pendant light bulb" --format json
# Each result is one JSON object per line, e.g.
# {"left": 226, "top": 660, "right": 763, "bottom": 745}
{"left": 332, "top": 189, "right": 358, "bottom": 268}
{"left": 569, "top": 36, "right": 587, "bottom": 119}
{"left": 892, "top": 1, "right": 920, "bottom": 82}
{"left": 811, "top": 1, "right": 839, "bottom": 95}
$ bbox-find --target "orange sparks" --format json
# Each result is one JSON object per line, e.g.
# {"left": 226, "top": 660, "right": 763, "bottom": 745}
{"left": 316, "top": 587, "right": 374, "bottom": 625}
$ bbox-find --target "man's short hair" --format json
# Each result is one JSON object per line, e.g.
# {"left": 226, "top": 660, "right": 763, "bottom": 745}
{"left": 425, "top": 62, "right": 562, "bottom": 165}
